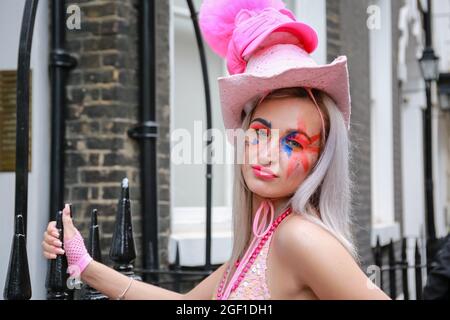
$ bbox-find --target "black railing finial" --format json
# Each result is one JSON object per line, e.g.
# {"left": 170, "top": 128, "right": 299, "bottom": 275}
{"left": 3, "top": 214, "right": 32, "bottom": 300}
{"left": 109, "top": 178, "right": 140, "bottom": 279}
{"left": 88, "top": 209, "right": 102, "bottom": 263}
{"left": 80, "top": 209, "right": 108, "bottom": 300}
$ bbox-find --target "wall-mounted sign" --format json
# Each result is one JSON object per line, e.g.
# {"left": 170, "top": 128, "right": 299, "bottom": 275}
{"left": 0, "top": 70, "right": 32, "bottom": 172}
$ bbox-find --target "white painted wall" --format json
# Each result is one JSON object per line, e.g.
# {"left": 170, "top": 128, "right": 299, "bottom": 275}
{"left": 370, "top": 0, "right": 399, "bottom": 245}
{"left": 0, "top": 0, "right": 50, "bottom": 300}
{"left": 432, "top": 0, "right": 450, "bottom": 236}
{"left": 398, "top": 0, "right": 428, "bottom": 298}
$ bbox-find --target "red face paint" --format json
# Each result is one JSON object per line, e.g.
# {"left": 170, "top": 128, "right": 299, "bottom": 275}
{"left": 284, "top": 118, "right": 321, "bottom": 177}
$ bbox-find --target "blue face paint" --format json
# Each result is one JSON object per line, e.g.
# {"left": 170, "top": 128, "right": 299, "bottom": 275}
{"left": 281, "top": 136, "right": 293, "bottom": 158}
{"left": 251, "top": 138, "right": 258, "bottom": 145}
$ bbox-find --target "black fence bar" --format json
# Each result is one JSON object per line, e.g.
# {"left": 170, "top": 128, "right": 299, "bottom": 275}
{"left": 45, "top": 211, "right": 70, "bottom": 300}
{"left": 81, "top": 209, "right": 107, "bottom": 300}
{"left": 3, "top": 0, "right": 39, "bottom": 300}
{"left": 186, "top": 0, "right": 213, "bottom": 272}
{"left": 401, "top": 238, "right": 409, "bottom": 300}
{"left": 388, "top": 239, "right": 396, "bottom": 298}
{"left": 373, "top": 236, "right": 383, "bottom": 290}
{"left": 174, "top": 242, "right": 181, "bottom": 293}
{"left": 14, "top": 0, "right": 38, "bottom": 232}
{"left": 415, "top": 240, "right": 423, "bottom": 300}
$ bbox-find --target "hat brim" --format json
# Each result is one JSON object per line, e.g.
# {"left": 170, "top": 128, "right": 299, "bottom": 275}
{"left": 218, "top": 56, "right": 351, "bottom": 133}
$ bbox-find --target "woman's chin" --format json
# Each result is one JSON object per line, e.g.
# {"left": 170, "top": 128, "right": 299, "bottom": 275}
{"left": 247, "top": 179, "right": 281, "bottom": 198}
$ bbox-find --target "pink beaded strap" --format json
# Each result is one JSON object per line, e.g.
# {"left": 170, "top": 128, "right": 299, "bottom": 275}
{"left": 217, "top": 201, "right": 292, "bottom": 300}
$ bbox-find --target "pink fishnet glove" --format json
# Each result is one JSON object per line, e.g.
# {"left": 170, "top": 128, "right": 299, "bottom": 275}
{"left": 64, "top": 230, "right": 92, "bottom": 276}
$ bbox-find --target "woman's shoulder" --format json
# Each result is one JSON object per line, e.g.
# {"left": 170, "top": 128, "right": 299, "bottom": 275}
{"left": 272, "top": 212, "right": 354, "bottom": 280}
{"left": 274, "top": 212, "right": 340, "bottom": 252}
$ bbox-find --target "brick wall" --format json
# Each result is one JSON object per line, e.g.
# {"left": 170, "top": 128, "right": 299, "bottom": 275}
{"left": 327, "top": 0, "right": 373, "bottom": 268}
{"left": 154, "top": 0, "right": 171, "bottom": 269}
{"left": 64, "top": 0, "right": 142, "bottom": 266}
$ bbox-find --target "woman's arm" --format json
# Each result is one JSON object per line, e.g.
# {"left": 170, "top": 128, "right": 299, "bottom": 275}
{"left": 43, "top": 204, "right": 227, "bottom": 300}
{"left": 80, "top": 260, "right": 228, "bottom": 300}
{"left": 80, "top": 261, "right": 183, "bottom": 300}
{"left": 277, "top": 214, "right": 391, "bottom": 300}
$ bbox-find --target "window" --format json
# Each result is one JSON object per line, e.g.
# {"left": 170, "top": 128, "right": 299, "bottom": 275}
{"left": 170, "top": 0, "right": 233, "bottom": 266}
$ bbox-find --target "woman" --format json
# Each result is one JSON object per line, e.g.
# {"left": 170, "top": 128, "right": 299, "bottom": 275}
{"left": 42, "top": 0, "right": 390, "bottom": 300}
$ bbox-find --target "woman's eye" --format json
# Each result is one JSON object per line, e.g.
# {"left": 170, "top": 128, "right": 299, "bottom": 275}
{"left": 286, "top": 139, "right": 302, "bottom": 149}
{"left": 256, "top": 129, "right": 269, "bottom": 138}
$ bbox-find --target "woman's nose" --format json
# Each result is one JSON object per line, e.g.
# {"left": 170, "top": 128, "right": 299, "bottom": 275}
{"left": 258, "top": 137, "right": 279, "bottom": 166}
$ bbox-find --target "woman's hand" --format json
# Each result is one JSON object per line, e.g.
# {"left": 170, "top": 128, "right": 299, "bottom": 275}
{"left": 41, "top": 203, "right": 79, "bottom": 260}
{"left": 42, "top": 220, "right": 65, "bottom": 259}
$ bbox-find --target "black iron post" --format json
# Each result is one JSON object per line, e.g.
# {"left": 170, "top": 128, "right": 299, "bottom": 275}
{"left": 3, "top": 0, "right": 39, "bottom": 300}
{"left": 186, "top": 0, "right": 213, "bottom": 272}
{"left": 420, "top": 0, "right": 438, "bottom": 271}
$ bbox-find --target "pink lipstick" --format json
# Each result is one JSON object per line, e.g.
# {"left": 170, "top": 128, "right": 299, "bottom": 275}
{"left": 251, "top": 165, "right": 277, "bottom": 180}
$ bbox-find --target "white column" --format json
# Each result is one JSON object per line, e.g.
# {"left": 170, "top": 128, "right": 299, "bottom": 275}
{"left": 294, "top": 0, "right": 327, "bottom": 64}
{"left": 370, "top": 0, "right": 397, "bottom": 245}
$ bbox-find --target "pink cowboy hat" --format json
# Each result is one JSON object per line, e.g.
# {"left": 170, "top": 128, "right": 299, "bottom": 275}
{"left": 199, "top": 0, "right": 351, "bottom": 132}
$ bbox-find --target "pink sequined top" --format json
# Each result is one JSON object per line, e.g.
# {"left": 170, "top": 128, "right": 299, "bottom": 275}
{"left": 213, "top": 204, "right": 292, "bottom": 300}
{"left": 229, "top": 231, "right": 274, "bottom": 300}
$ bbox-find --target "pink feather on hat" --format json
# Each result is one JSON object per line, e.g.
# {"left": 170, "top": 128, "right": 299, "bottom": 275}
{"left": 199, "top": 0, "right": 287, "bottom": 58}
{"left": 198, "top": 0, "right": 352, "bottom": 135}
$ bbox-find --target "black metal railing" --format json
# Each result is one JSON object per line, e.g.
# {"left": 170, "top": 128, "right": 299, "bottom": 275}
{"left": 370, "top": 235, "right": 445, "bottom": 300}
{"left": 45, "top": 178, "right": 141, "bottom": 300}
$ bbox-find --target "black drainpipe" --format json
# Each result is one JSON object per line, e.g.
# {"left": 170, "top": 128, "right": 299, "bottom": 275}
{"left": 128, "top": 0, "right": 159, "bottom": 277}
{"left": 49, "top": 0, "right": 77, "bottom": 219}
{"left": 187, "top": 0, "right": 213, "bottom": 271}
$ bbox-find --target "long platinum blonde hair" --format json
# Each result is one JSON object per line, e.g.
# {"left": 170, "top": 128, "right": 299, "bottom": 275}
{"left": 226, "top": 87, "right": 358, "bottom": 284}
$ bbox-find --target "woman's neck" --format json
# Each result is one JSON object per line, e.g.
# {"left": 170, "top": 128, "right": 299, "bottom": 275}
{"left": 251, "top": 194, "right": 290, "bottom": 220}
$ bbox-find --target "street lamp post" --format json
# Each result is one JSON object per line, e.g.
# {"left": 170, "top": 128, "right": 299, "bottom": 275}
{"left": 418, "top": 0, "right": 440, "bottom": 272}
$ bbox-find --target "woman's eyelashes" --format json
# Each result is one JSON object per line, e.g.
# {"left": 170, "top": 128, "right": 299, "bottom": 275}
{"left": 283, "top": 133, "right": 308, "bottom": 150}
{"left": 248, "top": 128, "right": 310, "bottom": 151}
{"left": 249, "top": 124, "right": 271, "bottom": 144}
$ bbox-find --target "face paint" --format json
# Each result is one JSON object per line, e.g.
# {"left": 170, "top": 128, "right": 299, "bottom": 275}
{"left": 283, "top": 131, "right": 321, "bottom": 177}
{"left": 249, "top": 119, "right": 271, "bottom": 147}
